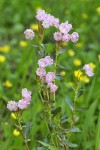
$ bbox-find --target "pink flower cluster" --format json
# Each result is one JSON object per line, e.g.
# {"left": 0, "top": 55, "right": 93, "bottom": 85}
{"left": 53, "top": 21, "right": 79, "bottom": 43}
{"left": 36, "top": 55, "right": 58, "bottom": 93}
{"left": 7, "top": 88, "right": 32, "bottom": 111}
{"left": 83, "top": 64, "right": 94, "bottom": 77}
{"left": 24, "top": 29, "right": 35, "bottom": 40}
{"left": 36, "top": 9, "right": 59, "bottom": 28}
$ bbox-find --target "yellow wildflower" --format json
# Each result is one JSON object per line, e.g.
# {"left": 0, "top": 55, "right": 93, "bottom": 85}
{"left": 11, "top": 113, "right": 17, "bottom": 120}
{"left": 74, "top": 70, "right": 83, "bottom": 80}
{"left": 20, "top": 41, "right": 27, "bottom": 47}
{"left": 73, "top": 59, "right": 82, "bottom": 66}
{"left": 80, "top": 76, "right": 90, "bottom": 83}
{"left": 89, "top": 63, "right": 96, "bottom": 69}
{"left": 96, "top": 7, "right": 100, "bottom": 14}
{"left": 62, "top": 42, "right": 68, "bottom": 46}
{"left": 0, "top": 45, "right": 10, "bottom": 53}
{"left": 81, "top": 13, "right": 88, "bottom": 19}
{"left": 13, "top": 129, "right": 20, "bottom": 136}
{"left": 75, "top": 42, "right": 83, "bottom": 48}
{"left": 30, "top": 24, "right": 38, "bottom": 30}
{"left": 3, "top": 80, "right": 13, "bottom": 88}
{"left": 0, "top": 55, "right": 6, "bottom": 62}
{"left": 68, "top": 49, "right": 75, "bottom": 57}
{"left": 61, "top": 71, "right": 66, "bottom": 76}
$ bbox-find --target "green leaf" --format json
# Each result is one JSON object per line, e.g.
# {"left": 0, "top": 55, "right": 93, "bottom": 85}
{"left": 61, "top": 114, "right": 68, "bottom": 123}
{"left": 76, "top": 107, "right": 88, "bottom": 112}
{"left": 66, "top": 96, "right": 73, "bottom": 111}
{"left": 77, "top": 87, "right": 85, "bottom": 98}
{"left": 69, "top": 126, "right": 80, "bottom": 132}
{"left": 57, "top": 64, "right": 65, "bottom": 69}
{"left": 56, "top": 74, "right": 63, "bottom": 80}
{"left": 52, "top": 107, "right": 61, "bottom": 118}
{"left": 38, "top": 141, "right": 59, "bottom": 150}
{"left": 63, "top": 141, "right": 78, "bottom": 148}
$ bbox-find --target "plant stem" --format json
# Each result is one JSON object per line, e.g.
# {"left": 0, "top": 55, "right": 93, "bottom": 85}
{"left": 18, "top": 115, "right": 30, "bottom": 150}
{"left": 54, "top": 41, "right": 60, "bottom": 103}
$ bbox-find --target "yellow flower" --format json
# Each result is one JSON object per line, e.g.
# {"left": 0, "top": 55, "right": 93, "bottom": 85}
{"left": 61, "top": 71, "right": 66, "bottom": 76}
{"left": 81, "top": 13, "right": 88, "bottom": 19}
{"left": 13, "top": 129, "right": 20, "bottom": 136}
{"left": 62, "top": 42, "right": 68, "bottom": 46}
{"left": 96, "top": 7, "right": 100, "bottom": 14}
{"left": 75, "top": 42, "right": 83, "bottom": 48}
{"left": 89, "top": 63, "right": 96, "bottom": 69}
{"left": 11, "top": 113, "right": 17, "bottom": 120}
{"left": 20, "top": 41, "right": 27, "bottom": 47}
{"left": 0, "top": 55, "right": 6, "bottom": 62}
{"left": 73, "top": 59, "right": 82, "bottom": 66}
{"left": 0, "top": 45, "right": 10, "bottom": 53}
{"left": 80, "top": 76, "right": 90, "bottom": 83}
{"left": 74, "top": 70, "right": 83, "bottom": 80}
{"left": 68, "top": 49, "right": 75, "bottom": 57}
{"left": 30, "top": 24, "right": 38, "bottom": 30}
{"left": 3, "top": 80, "right": 13, "bottom": 88}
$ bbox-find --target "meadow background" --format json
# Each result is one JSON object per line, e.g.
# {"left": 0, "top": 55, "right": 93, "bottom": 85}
{"left": 0, "top": 0, "right": 100, "bottom": 150}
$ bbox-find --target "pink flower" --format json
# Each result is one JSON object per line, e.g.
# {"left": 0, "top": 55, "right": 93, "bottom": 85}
{"left": 62, "top": 33, "right": 70, "bottom": 42}
{"left": 44, "top": 56, "right": 53, "bottom": 66}
{"left": 53, "top": 18, "right": 59, "bottom": 28}
{"left": 53, "top": 32, "right": 62, "bottom": 41}
{"left": 83, "top": 64, "right": 94, "bottom": 77}
{"left": 70, "top": 32, "right": 79, "bottom": 43}
{"left": 24, "top": 29, "right": 35, "bottom": 40}
{"left": 36, "top": 68, "right": 46, "bottom": 77}
{"left": 48, "top": 83, "right": 58, "bottom": 94}
{"left": 22, "top": 88, "right": 31, "bottom": 102}
{"left": 42, "top": 21, "right": 52, "bottom": 28}
{"left": 45, "top": 72, "right": 55, "bottom": 83}
{"left": 36, "top": 9, "right": 47, "bottom": 21}
{"left": 59, "top": 21, "right": 72, "bottom": 34}
{"left": 38, "top": 56, "right": 53, "bottom": 68}
{"left": 18, "top": 99, "right": 29, "bottom": 110}
{"left": 7, "top": 101, "right": 18, "bottom": 111}
{"left": 38, "top": 58, "right": 47, "bottom": 68}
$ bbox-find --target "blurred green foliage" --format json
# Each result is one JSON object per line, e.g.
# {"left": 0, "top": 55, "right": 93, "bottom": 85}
{"left": 0, "top": 0, "right": 100, "bottom": 150}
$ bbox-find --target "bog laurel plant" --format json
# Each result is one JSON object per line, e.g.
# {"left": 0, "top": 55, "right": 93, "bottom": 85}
{"left": 7, "top": 9, "right": 94, "bottom": 150}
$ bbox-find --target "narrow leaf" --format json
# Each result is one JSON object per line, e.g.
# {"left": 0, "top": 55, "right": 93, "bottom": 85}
{"left": 52, "top": 107, "right": 61, "bottom": 118}
{"left": 38, "top": 141, "right": 59, "bottom": 150}
{"left": 66, "top": 96, "right": 73, "bottom": 111}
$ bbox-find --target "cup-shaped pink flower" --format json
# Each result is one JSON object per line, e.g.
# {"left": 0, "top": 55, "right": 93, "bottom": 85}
{"left": 7, "top": 101, "right": 18, "bottom": 111}
{"left": 62, "top": 34, "right": 70, "bottom": 42}
{"left": 53, "top": 32, "right": 62, "bottom": 41}
{"left": 48, "top": 83, "right": 58, "bottom": 94}
{"left": 83, "top": 64, "right": 94, "bottom": 77}
{"left": 24, "top": 29, "right": 35, "bottom": 40}
{"left": 18, "top": 99, "right": 29, "bottom": 110}
{"left": 59, "top": 21, "right": 72, "bottom": 34}
{"left": 38, "top": 58, "right": 47, "bottom": 68}
{"left": 36, "top": 68, "right": 46, "bottom": 77}
{"left": 22, "top": 88, "right": 31, "bottom": 102}
{"left": 44, "top": 56, "right": 53, "bottom": 66}
{"left": 36, "top": 9, "right": 47, "bottom": 21}
{"left": 45, "top": 72, "right": 55, "bottom": 83}
{"left": 70, "top": 32, "right": 79, "bottom": 43}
